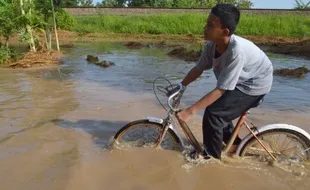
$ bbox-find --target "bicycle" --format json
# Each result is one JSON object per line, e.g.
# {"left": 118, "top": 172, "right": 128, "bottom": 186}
{"left": 112, "top": 77, "right": 310, "bottom": 164}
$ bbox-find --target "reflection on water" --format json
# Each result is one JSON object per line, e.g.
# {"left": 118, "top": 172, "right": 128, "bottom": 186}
{"left": 0, "top": 42, "right": 310, "bottom": 190}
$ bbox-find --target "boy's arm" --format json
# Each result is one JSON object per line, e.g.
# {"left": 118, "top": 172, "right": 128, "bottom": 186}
{"left": 181, "top": 42, "right": 213, "bottom": 87}
{"left": 181, "top": 67, "right": 203, "bottom": 86}
{"left": 187, "top": 88, "right": 225, "bottom": 115}
{"left": 177, "top": 88, "right": 224, "bottom": 122}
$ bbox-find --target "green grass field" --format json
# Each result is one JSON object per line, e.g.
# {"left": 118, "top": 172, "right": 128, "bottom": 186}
{"left": 71, "top": 13, "right": 310, "bottom": 38}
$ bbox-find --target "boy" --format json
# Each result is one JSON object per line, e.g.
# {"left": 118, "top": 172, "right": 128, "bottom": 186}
{"left": 177, "top": 4, "right": 273, "bottom": 160}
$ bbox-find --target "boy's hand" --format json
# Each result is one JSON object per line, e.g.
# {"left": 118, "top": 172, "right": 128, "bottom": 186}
{"left": 177, "top": 108, "right": 193, "bottom": 122}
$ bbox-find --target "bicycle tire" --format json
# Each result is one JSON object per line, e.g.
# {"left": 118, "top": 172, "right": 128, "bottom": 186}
{"left": 113, "top": 119, "right": 182, "bottom": 151}
{"left": 239, "top": 128, "right": 310, "bottom": 163}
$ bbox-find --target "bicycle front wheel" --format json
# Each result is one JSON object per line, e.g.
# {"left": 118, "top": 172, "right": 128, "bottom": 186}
{"left": 240, "top": 129, "right": 310, "bottom": 164}
{"left": 113, "top": 120, "right": 182, "bottom": 151}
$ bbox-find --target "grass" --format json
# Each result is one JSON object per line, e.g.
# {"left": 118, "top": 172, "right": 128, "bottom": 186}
{"left": 71, "top": 13, "right": 310, "bottom": 38}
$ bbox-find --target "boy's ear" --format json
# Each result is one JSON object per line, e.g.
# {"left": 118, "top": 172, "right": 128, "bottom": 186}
{"left": 223, "top": 28, "right": 230, "bottom": 36}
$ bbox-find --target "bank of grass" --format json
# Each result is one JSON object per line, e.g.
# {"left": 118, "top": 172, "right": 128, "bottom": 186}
{"left": 71, "top": 13, "right": 310, "bottom": 38}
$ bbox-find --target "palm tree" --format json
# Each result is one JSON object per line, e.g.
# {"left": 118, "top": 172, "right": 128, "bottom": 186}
{"left": 294, "top": 0, "right": 310, "bottom": 9}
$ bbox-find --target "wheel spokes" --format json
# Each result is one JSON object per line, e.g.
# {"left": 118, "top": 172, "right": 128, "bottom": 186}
{"left": 243, "top": 132, "right": 309, "bottom": 163}
{"left": 114, "top": 123, "right": 178, "bottom": 150}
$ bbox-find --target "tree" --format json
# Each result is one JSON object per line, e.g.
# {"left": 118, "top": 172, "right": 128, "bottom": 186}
{"left": 2, "top": 0, "right": 65, "bottom": 52}
{"left": 153, "top": 0, "right": 174, "bottom": 7}
{"left": 98, "top": 0, "right": 125, "bottom": 7}
{"left": 100, "top": 0, "right": 117, "bottom": 7}
{"left": 53, "top": 0, "right": 79, "bottom": 7}
{"left": 35, "top": 0, "right": 54, "bottom": 50}
{"left": 125, "top": 0, "right": 193, "bottom": 7}
{"left": 35, "top": 0, "right": 75, "bottom": 51}
{"left": 0, "top": 0, "right": 72, "bottom": 64}
{"left": 20, "top": 0, "right": 37, "bottom": 52}
{"left": 112, "top": 0, "right": 254, "bottom": 8}
{"left": 236, "top": 0, "right": 253, "bottom": 8}
{"left": 0, "top": 0, "right": 21, "bottom": 47}
{"left": 294, "top": 0, "right": 310, "bottom": 9}
{"left": 35, "top": 0, "right": 61, "bottom": 50}
{"left": 78, "top": 0, "right": 93, "bottom": 6}
{"left": 172, "top": 0, "right": 201, "bottom": 8}
{"left": 0, "top": 0, "right": 21, "bottom": 64}
{"left": 212, "top": 0, "right": 253, "bottom": 8}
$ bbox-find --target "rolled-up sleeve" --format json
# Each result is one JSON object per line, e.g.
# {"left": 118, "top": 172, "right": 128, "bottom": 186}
{"left": 216, "top": 53, "right": 244, "bottom": 91}
{"left": 195, "top": 42, "right": 213, "bottom": 71}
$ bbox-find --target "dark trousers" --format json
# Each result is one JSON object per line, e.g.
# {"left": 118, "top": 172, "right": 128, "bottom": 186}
{"left": 203, "top": 88, "right": 265, "bottom": 159}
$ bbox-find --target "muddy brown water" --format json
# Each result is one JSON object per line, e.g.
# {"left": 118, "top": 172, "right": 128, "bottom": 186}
{"left": 1, "top": 42, "right": 310, "bottom": 190}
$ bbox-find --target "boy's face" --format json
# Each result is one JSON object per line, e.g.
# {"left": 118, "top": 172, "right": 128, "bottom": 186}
{"left": 204, "top": 13, "right": 229, "bottom": 41}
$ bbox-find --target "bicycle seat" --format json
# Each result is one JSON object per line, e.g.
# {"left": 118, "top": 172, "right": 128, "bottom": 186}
{"left": 245, "top": 98, "right": 264, "bottom": 114}
{"left": 251, "top": 98, "right": 264, "bottom": 108}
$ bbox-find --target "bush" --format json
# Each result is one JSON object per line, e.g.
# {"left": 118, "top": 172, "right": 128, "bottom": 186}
{"left": 0, "top": 46, "right": 14, "bottom": 64}
{"left": 56, "top": 9, "right": 76, "bottom": 30}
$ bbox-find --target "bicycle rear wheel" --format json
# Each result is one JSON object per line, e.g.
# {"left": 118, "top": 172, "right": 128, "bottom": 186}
{"left": 240, "top": 129, "right": 310, "bottom": 164}
{"left": 113, "top": 120, "right": 182, "bottom": 151}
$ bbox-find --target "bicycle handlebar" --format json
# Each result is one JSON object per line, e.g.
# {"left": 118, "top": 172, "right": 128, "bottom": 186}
{"left": 167, "top": 83, "right": 185, "bottom": 112}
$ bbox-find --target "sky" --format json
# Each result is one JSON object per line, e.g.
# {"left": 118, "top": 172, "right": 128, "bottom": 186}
{"left": 92, "top": 0, "right": 296, "bottom": 9}
{"left": 252, "top": 0, "right": 294, "bottom": 9}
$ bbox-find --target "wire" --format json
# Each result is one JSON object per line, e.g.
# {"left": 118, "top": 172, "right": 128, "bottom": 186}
{"left": 152, "top": 77, "right": 174, "bottom": 111}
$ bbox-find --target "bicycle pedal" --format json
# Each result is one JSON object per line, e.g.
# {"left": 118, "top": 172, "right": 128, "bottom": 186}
{"left": 187, "top": 150, "right": 210, "bottom": 160}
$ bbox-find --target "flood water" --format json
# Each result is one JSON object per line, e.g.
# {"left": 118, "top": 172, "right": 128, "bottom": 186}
{"left": 1, "top": 42, "right": 310, "bottom": 190}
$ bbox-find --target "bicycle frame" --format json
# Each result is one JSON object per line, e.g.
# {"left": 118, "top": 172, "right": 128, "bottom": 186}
{"left": 153, "top": 84, "right": 277, "bottom": 161}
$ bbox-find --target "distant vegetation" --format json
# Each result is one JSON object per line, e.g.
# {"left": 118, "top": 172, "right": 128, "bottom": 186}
{"left": 57, "top": 0, "right": 310, "bottom": 9}
{"left": 1, "top": 0, "right": 310, "bottom": 65}
{"left": 57, "top": 0, "right": 254, "bottom": 8}
{"left": 58, "top": 0, "right": 310, "bottom": 9}
{"left": 71, "top": 13, "right": 310, "bottom": 38}
{"left": 97, "top": 0, "right": 253, "bottom": 8}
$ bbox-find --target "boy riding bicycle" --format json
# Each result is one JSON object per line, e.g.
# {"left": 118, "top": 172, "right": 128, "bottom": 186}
{"left": 177, "top": 4, "right": 273, "bottom": 160}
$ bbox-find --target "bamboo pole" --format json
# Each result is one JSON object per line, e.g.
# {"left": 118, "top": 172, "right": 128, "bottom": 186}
{"left": 51, "top": 0, "right": 60, "bottom": 51}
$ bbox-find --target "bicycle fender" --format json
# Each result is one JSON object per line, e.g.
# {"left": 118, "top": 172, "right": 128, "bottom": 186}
{"left": 235, "top": 123, "right": 310, "bottom": 155}
{"left": 146, "top": 116, "right": 163, "bottom": 124}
